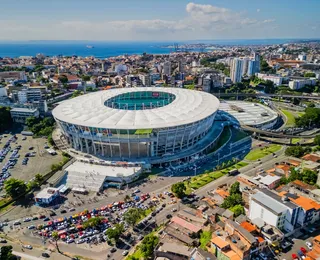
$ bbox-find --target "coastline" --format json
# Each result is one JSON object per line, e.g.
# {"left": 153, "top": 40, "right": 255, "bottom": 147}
{"left": 0, "top": 38, "right": 319, "bottom": 58}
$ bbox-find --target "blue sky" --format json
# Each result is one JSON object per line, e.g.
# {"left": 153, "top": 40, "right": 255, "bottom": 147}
{"left": 1, "top": 0, "right": 320, "bottom": 41}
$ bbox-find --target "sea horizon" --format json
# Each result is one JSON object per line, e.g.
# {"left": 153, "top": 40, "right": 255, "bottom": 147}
{"left": 0, "top": 38, "right": 319, "bottom": 59}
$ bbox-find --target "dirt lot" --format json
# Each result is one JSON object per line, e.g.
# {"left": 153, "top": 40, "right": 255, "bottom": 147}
{"left": 0, "top": 133, "right": 63, "bottom": 182}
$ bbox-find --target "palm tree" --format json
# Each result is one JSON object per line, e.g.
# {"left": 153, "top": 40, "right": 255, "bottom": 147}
{"left": 51, "top": 231, "right": 61, "bottom": 253}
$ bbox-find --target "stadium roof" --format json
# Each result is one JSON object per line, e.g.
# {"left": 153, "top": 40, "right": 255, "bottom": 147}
{"left": 52, "top": 87, "right": 219, "bottom": 130}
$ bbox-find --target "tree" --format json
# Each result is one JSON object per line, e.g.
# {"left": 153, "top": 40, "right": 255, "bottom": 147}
{"left": 82, "top": 217, "right": 103, "bottom": 229}
{"left": 105, "top": 223, "right": 124, "bottom": 243}
{"left": 0, "top": 106, "right": 13, "bottom": 132}
{"left": 34, "top": 174, "right": 44, "bottom": 184}
{"left": 127, "top": 256, "right": 139, "bottom": 260}
{"left": 229, "top": 182, "right": 241, "bottom": 195}
{"left": 0, "top": 245, "right": 16, "bottom": 260}
{"left": 171, "top": 182, "right": 186, "bottom": 198}
{"left": 52, "top": 231, "right": 61, "bottom": 253}
{"left": 301, "top": 169, "right": 318, "bottom": 185}
{"left": 4, "top": 178, "right": 27, "bottom": 198}
{"left": 58, "top": 75, "right": 68, "bottom": 84}
{"left": 123, "top": 208, "right": 144, "bottom": 226}
{"left": 304, "top": 72, "right": 316, "bottom": 78}
{"left": 221, "top": 193, "right": 243, "bottom": 209}
{"left": 82, "top": 75, "right": 91, "bottom": 81}
{"left": 314, "top": 135, "right": 320, "bottom": 146}
{"left": 140, "top": 234, "right": 159, "bottom": 259}
{"left": 230, "top": 205, "right": 245, "bottom": 217}
{"left": 285, "top": 146, "right": 305, "bottom": 157}
{"left": 25, "top": 117, "right": 39, "bottom": 128}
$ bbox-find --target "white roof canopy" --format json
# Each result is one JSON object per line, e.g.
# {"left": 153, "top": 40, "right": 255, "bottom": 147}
{"left": 52, "top": 87, "right": 219, "bottom": 130}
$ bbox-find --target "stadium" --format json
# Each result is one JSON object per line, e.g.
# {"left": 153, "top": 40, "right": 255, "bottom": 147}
{"left": 52, "top": 87, "right": 223, "bottom": 164}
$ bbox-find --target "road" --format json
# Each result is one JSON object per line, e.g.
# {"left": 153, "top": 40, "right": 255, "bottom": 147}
{"left": 2, "top": 137, "right": 286, "bottom": 259}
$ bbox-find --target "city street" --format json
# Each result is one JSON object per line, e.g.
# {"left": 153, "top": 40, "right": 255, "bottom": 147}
{"left": 0, "top": 137, "right": 287, "bottom": 259}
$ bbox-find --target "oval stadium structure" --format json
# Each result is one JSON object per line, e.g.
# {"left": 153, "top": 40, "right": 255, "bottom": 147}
{"left": 52, "top": 87, "right": 222, "bottom": 164}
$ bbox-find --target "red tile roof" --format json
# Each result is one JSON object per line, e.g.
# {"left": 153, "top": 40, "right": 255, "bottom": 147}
{"left": 171, "top": 216, "right": 202, "bottom": 233}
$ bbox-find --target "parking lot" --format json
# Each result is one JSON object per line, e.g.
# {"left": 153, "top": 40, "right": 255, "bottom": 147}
{"left": 0, "top": 133, "right": 63, "bottom": 185}
{"left": 3, "top": 190, "right": 177, "bottom": 259}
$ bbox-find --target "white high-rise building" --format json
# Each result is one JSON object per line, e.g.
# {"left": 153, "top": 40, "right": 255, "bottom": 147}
{"left": 230, "top": 58, "right": 244, "bottom": 83}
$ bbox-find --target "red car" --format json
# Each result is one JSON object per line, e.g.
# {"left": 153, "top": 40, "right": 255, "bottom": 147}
{"left": 292, "top": 253, "right": 298, "bottom": 260}
{"left": 300, "top": 247, "right": 307, "bottom": 254}
{"left": 39, "top": 215, "right": 46, "bottom": 219}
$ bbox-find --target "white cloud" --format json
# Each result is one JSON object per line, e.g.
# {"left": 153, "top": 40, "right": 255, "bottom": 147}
{"left": 257, "top": 9, "right": 261, "bottom": 13}
{"left": 0, "top": 2, "right": 278, "bottom": 40}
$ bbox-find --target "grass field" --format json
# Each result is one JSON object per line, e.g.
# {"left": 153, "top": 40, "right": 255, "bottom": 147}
{"left": 292, "top": 138, "right": 301, "bottom": 144}
{"left": 281, "top": 109, "right": 296, "bottom": 126}
{"left": 184, "top": 161, "right": 248, "bottom": 192}
{"left": 245, "top": 144, "right": 282, "bottom": 161}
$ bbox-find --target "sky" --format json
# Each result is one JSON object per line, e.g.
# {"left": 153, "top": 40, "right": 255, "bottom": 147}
{"left": 1, "top": 0, "right": 320, "bottom": 41}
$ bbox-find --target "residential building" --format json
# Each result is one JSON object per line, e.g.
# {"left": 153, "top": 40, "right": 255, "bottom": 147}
{"left": 17, "top": 88, "right": 42, "bottom": 104}
{"left": 298, "top": 54, "right": 307, "bottom": 61}
{"left": 163, "top": 61, "right": 172, "bottom": 75}
{"left": 249, "top": 188, "right": 302, "bottom": 234}
{"left": 256, "top": 73, "right": 284, "bottom": 86}
{"left": 150, "top": 73, "right": 161, "bottom": 84}
{"left": 139, "top": 74, "right": 151, "bottom": 87}
{"left": 288, "top": 78, "right": 316, "bottom": 90}
{"left": 0, "top": 86, "right": 7, "bottom": 97}
{"left": 230, "top": 58, "right": 244, "bottom": 83}
{"left": 210, "top": 219, "right": 259, "bottom": 260}
{"left": 190, "top": 248, "right": 216, "bottom": 260}
{"left": 154, "top": 242, "right": 193, "bottom": 260}
{"left": 10, "top": 107, "right": 39, "bottom": 124}
{"left": 0, "top": 71, "right": 27, "bottom": 82}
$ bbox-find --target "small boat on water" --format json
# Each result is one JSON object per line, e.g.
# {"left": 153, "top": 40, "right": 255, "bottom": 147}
{"left": 86, "top": 45, "right": 94, "bottom": 49}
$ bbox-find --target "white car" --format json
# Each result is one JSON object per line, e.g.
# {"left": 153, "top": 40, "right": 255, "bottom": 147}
{"left": 23, "top": 245, "right": 32, "bottom": 250}
{"left": 306, "top": 241, "right": 313, "bottom": 250}
{"left": 122, "top": 250, "right": 129, "bottom": 256}
{"left": 172, "top": 208, "right": 177, "bottom": 212}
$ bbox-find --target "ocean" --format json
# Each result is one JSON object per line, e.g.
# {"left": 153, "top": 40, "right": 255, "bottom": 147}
{"left": 0, "top": 39, "right": 312, "bottom": 58}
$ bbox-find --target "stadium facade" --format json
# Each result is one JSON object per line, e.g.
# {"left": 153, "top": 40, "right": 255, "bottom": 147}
{"left": 52, "top": 87, "right": 222, "bottom": 164}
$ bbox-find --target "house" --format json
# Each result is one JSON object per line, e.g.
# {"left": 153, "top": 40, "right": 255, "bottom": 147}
{"left": 190, "top": 248, "right": 216, "bottom": 260}
{"left": 154, "top": 242, "right": 193, "bottom": 260}
{"left": 302, "top": 154, "right": 320, "bottom": 163}
{"left": 212, "top": 188, "right": 230, "bottom": 205}
{"left": 210, "top": 220, "right": 260, "bottom": 260}
{"left": 274, "top": 164, "right": 291, "bottom": 177}
{"left": 256, "top": 174, "right": 281, "bottom": 189}
{"left": 177, "top": 208, "right": 207, "bottom": 227}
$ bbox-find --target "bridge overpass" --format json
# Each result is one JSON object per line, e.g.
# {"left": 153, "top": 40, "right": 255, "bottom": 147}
{"left": 240, "top": 124, "right": 318, "bottom": 139}
{"left": 213, "top": 92, "right": 320, "bottom": 100}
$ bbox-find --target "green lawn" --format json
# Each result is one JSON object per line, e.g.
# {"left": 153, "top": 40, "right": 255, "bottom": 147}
{"left": 245, "top": 144, "right": 282, "bottom": 161}
{"left": 281, "top": 109, "right": 296, "bottom": 126}
{"left": 298, "top": 112, "right": 305, "bottom": 117}
{"left": 200, "top": 231, "right": 212, "bottom": 250}
{"left": 292, "top": 138, "right": 301, "bottom": 144}
{"left": 185, "top": 162, "right": 248, "bottom": 192}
